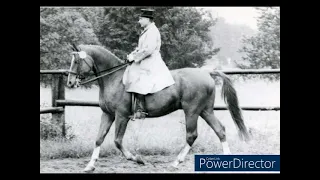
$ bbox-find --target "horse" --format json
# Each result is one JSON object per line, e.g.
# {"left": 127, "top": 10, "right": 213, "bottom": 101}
{"left": 66, "top": 44, "right": 251, "bottom": 172}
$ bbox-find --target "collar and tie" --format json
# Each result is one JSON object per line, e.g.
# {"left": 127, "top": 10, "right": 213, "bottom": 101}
{"left": 140, "top": 22, "right": 155, "bottom": 37}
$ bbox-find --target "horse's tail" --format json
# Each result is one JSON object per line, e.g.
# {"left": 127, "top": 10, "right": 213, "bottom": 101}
{"left": 210, "top": 71, "right": 251, "bottom": 142}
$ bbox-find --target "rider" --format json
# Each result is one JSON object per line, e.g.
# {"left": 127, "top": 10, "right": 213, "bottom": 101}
{"left": 123, "top": 9, "right": 175, "bottom": 120}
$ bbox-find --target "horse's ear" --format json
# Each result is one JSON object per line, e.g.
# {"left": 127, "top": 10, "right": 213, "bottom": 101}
{"left": 68, "top": 43, "right": 76, "bottom": 51}
{"left": 72, "top": 43, "right": 80, "bottom": 52}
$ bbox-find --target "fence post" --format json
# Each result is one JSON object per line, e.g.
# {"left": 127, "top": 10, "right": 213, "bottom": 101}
{"left": 51, "top": 74, "right": 66, "bottom": 137}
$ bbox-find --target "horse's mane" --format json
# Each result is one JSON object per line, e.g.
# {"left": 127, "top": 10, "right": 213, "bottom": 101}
{"left": 78, "top": 44, "right": 125, "bottom": 65}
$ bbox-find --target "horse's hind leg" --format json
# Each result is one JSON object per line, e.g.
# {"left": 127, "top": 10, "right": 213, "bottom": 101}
{"left": 200, "top": 109, "right": 231, "bottom": 155}
{"left": 84, "top": 112, "right": 115, "bottom": 172}
{"left": 114, "top": 113, "right": 145, "bottom": 165}
{"left": 171, "top": 113, "right": 199, "bottom": 168}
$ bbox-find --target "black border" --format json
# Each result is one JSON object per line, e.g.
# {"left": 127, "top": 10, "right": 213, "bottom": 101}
{"left": 37, "top": 2, "right": 287, "bottom": 177}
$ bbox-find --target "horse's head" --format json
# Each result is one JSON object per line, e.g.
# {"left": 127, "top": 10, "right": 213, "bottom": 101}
{"left": 67, "top": 44, "right": 94, "bottom": 88}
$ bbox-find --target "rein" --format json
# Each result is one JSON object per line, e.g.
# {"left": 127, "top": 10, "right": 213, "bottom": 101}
{"left": 79, "top": 62, "right": 131, "bottom": 85}
{"left": 68, "top": 61, "right": 132, "bottom": 85}
{"left": 68, "top": 47, "right": 132, "bottom": 86}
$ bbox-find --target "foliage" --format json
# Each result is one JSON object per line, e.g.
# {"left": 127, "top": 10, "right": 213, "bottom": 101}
{"left": 40, "top": 7, "right": 101, "bottom": 86}
{"left": 96, "top": 7, "right": 141, "bottom": 61}
{"left": 237, "top": 8, "right": 280, "bottom": 68}
{"left": 208, "top": 17, "right": 256, "bottom": 68}
{"left": 158, "top": 7, "right": 220, "bottom": 69}
{"left": 236, "top": 7, "right": 280, "bottom": 81}
{"left": 40, "top": 7, "right": 219, "bottom": 86}
{"left": 97, "top": 7, "right": 219, "bottom": 69}
{"left": 40, "top": 102, "right": 75, "bottom": 140}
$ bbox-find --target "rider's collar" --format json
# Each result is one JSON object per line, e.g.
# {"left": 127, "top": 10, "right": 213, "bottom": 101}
{"left": 144, "top": 22, "right": 155, "bottom": 31}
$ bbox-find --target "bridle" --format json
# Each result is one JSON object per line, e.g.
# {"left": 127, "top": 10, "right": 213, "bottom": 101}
{"left": 68, "top": 51, "right": 131, "bottom": 85}
{"left": 68, "top": 53, "right": 92, "bottom": 79}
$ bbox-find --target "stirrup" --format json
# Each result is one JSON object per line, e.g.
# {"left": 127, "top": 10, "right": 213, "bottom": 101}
{"left": 129, "top": 110, "right": 148, "bottom": 121}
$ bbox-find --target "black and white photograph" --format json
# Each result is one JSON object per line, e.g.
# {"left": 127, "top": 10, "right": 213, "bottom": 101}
{"left": 40, "top": 6, "right": 280, "bottom": 173}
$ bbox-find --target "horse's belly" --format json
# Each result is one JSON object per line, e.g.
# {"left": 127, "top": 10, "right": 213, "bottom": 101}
{"left": 145, "top": 86, "right": 181, "bottom": 118}
{"left": 146, "top": 105, "right": 181, "bottom": 118}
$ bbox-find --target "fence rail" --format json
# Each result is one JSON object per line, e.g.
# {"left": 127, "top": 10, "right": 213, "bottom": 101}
{"left": 56, "top": 99, "right": 99, "bottom": 107}
{"left": 40, "top": 107, "right": 64, "bottom": 114}
{"left": 221, "top": 69, "right": 280, "bottom": 75}
{"left": 40, "top": 69, "right": 69, "bottom": 75}
{"left": 41, "top": 68, "right": 280, "bottom": 76}
{"left": 56, "top": 99, "right": 279, "bottom": 111}
{"left": 40, "top": 68, "right": 280, "bottom": 137}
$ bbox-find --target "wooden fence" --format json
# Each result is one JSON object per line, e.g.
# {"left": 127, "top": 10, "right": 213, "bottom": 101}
{"left": 40, "top": 68, "right": 280, "bottom": 137}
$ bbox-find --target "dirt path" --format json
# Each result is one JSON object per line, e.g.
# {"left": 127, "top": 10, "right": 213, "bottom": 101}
{"left": 40, "top": 155, "right": 196, "bottom": 173}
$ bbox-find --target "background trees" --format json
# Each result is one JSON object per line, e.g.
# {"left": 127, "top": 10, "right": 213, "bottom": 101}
{"left": 238, "top": 7, "right": 280, "bottom": 69}
{"left": 40, "top": 7, "right": 280, "bottom": 86}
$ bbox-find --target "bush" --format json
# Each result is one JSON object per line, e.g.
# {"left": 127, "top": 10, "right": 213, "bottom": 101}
{"left": 40, "top": 102, "right": 76, "bottom": 140}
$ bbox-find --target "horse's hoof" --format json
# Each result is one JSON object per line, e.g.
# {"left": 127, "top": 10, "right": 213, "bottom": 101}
{"left": 136, "top": 155, "right": 145, "bottom": 165}
{"left": 170, "top": 161, "right": 179, "bottom": 169}
{"left": 83, "top": 165, "right": 95, "bottom": 173}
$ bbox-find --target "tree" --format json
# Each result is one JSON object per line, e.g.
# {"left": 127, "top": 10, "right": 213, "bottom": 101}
{"left": 238, "top": 7, "right": 280, "bottom": 70}
{"left": 40, "top": 7, "right": 100, "bottom": 86}
{"left": 97, "top": 7, "right": 142, "bottom": 61}
{"left": 72, "top": 7, "right": 105, "bottom": 36}
{"left": 208, "top": 17, "right": 256, "bottom": 69}
{"left": 97, "top": 7, "right": 219, "bottom": 69}
{"left": 40, "top": 7, "right": 220, "bottom": 87}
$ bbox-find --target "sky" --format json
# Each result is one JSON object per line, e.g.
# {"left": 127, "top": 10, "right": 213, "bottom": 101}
{"left": 199, "top": 7, "right": 259, "bottom": 30}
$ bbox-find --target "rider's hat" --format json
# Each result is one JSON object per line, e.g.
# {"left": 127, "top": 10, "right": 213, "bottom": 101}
{"left": 140, "top": 9, "right": 154, "bottom": 19}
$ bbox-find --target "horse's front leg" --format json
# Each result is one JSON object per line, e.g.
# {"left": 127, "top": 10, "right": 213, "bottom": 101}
{"left": 84, "top": 112, "right": 115, "bottom": 172}
{"left": 114, "top": 112, "right": 145, "bottom": 165}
